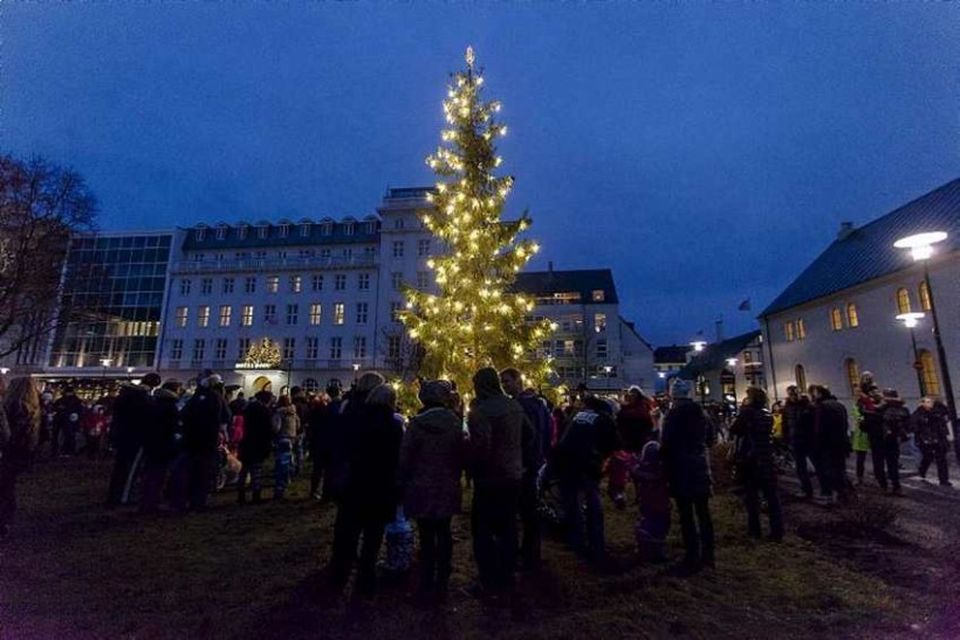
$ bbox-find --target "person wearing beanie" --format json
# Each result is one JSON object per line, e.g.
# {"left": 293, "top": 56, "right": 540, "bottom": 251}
{"left": 398, "top": 379, "right": 465, "bottom": 596}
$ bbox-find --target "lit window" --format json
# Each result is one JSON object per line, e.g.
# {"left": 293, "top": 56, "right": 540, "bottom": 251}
{"left": 830, "top": 308, "right": 843, "bottom": 331}
{"left": 267, "top": 276, "right": 279, "bottom": 293}
{"left": 919, "top": 350, "right": 940, "bottom": 396}
{"left": 176, "top": 307, "right": 189, "bottom": 328}
{"left": 784, "top": 321, "right": 795, "bottom": 341}
{"left": 286, "top": 304, "right": 299, "bottom": 325}
{"left": 356, "top": 302, "right": 368, "bottom": 324}
{"left": 219, "top": 305, "right": 231, "bottom": 327}
{"left": 334, "top": 303, "right": 345, "bottom": 325}
{"left": 329, "top": 337, "right": 342, "bottom": 360}
{"left": 797, "top": 318, "right": 806, "bottom": 340}
{"left": 354, "top": 336, "right": 367, "bottom": 358}
{"left": 290, "top": 275, "right": 301, "bottom": 293}
{"left": 846, "top": 303, "right": 859, "bottom": 328}
{"left": 241, "top": 305, "right": 254, "bottom": 327}
{"left": 198, "top": 306, "right": 210, "bottom": 328}
{"left": 594, "top": 313, "right": 607, "bottom": 333}
{"left": 592, "top": 289, "right": 605, "bottom": 302}
{"left": 335, "top": 274, "right": 346, "bottom": 291}
{"left": 919, "top": 281, "right": 932, "bottom": 312}
{"left": 896, "top": 288, "right": 912, "bottom": 314}
{"left": 309, "top": 302, "right": 323, "bottom": 325}
{"left": 845, "top": 358, "right": 860, "bottom": 397}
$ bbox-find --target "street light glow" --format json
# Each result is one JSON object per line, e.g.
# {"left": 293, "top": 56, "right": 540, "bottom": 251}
{"left": 894, "top": 231, "right": 948, "bottom": 262}
{"left": 896, "top": 312, "right": 925, "bottom": 329}
{"left": 726, "top": 357, "right": 738, "bottom": 367}
{"left": 690, "top": 340, "right": 707, "bottom": 352}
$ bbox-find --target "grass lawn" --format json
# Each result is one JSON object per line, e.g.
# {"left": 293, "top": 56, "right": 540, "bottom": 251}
{"left": 0, "top": 454, "right": 953, "bottom": 639}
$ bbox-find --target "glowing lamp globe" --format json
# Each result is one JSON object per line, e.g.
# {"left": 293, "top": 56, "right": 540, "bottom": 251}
{"left": 894, "top": 231, "right": 947, "bottom": 262}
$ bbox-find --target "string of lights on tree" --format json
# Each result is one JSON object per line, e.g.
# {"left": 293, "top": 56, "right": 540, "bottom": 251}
{"left": 401, "top": 47, "right": 557, "bottom": 397}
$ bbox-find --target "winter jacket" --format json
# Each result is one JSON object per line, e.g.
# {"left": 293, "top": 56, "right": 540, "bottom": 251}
{"left": 813, "top": 396, "right": 851, "bottom": 455}
{"left": 783, "top": 396, "right": 813, "bottom": 446}
{"left": 554, "top": 408, "right": 621, "bottom": 481}
{"left": 53, "top": 393, "right": 84, "bottom": 435}
{"left": 341, "top": 403, "right": 404, "bottom": 522}
{"left": 515, "top": 391, "right": 552, "bottom": 466}
{"left": 912, "top": 404, "right": 951, "bottom": 451}
{"left": 856, "top": 388, "right": 883, "bottom": 437}
{"left": 2, "top": 401, "right": 41, "bottom": 471}
{"left": 617, "top": 399, "right": 656, "bottom": 453}
{"left": 239, "top": 399, "right": 274, "bottom": 464}
{"left": 398, "top": 406, "right": 465, "bottom": 519}
{"left": 307, "top": 398, "right": 341, "bottom": 459}
{"left": 272, "top": 405, "right": 300, "bottom": 440}
{"left": 729, "top": 402, "right": 777, "bottom": 482}
{"left": 180, "top": 389, "right": 230, "bottom": 455}
{"left": 110, "top": 385, "right": 153, "bottom": 455}
{"left": 142, "top": 389, "right": 180, "bottom": 464}
{"left": 881, "top": 400, "right": 911, "bottom": 443}
{"left": 0, "top": 402, "right": 10, "bottom": 451}
{"left": 661, "top": 399, "right": 713, "bottom": 499}
{"left": 467, "top": 369, "right": 530, "bottom": 488}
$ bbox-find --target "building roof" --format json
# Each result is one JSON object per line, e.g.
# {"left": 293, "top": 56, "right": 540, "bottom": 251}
{"left": 654, "top": 345, "right": 690, "bottom": 365}
{"left": 513, "top": 269, "right": 619, "bottom": 305}
{"left": 761, "top": 178, "right": 960, "bottom": 317}
{"left": 181, "top": 218, "right": 379, "bottom": 251}
{"left": 619, "top": 317, "right": 654, "bottom": 352}
{"left": 677, "top": 330, "right": 761, "bottom": 380}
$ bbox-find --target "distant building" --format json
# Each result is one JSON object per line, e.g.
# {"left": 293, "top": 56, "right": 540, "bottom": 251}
{"left": 759, "top": 178, "right": 960, "bottom": 408}
{"left": 676, "top": 330, "right": 765, "bottom": 403}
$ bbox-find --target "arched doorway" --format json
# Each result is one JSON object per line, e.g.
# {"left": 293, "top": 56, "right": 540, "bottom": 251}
{"left": 252, "top": 376, "right": 272, "bottom": 393}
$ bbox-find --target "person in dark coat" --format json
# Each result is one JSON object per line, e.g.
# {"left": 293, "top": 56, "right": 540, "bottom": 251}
{"left": 661, "top": 379, "right": 715, "bottom": 571}
{"left": 178, "top": 374, "right": 231, "bottom": 510}
{"left": 228, "top": 392, "right": 247, "bottom": 418}
{"left": 237, "top": 391, "right": 274, "bottom": 504}
{"left": 139, "top": 381, "right": 182, "bottom": 513}
{"left": 398, "top": 380, "right": 465, "bottom": 594}
{"left": 107, "top": 374, "right": 161, "bottom": 506}
{"left": 329, "top": 374, "right": 404, "bottom": 595}
{"left": 52, "top": 387, "right": 84, "bottom": 457}
{"left": 878, "top": 388, "right": 910, "bottom": 496}
{"left": 1, "top": 377, "right": 42, "bottom": 540}
{"left": 856, "top": 373, "right": 888, "bottom": 490}
{"left": 811, "top": 385, "right": 852, "bottom": 503}
{"left": 730, "top": 387, "right": 784, "bottom": 541}
{"left": 783, "top": 385, "right": 820, "bottom": 499}
{"left": 499, "top": 367, "right": 548, "bottom": 571}
{"left": 912, "top": 397, "right": 951, "bottom": 486}
{"left": 467, "top": 367, "right": 532, "bottom": 592}
{"left": 308, "top": 381, "right": 343, "bottom": 501}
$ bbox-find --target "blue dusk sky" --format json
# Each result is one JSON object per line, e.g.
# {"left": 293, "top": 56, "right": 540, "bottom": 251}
{"left": 3, "top": 3, "right": 959, "bottom": 345}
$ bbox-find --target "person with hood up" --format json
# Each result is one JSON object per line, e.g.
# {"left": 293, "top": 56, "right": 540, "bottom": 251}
{"left": 107, "top": 373, "right": 161, "bottom": 506}
{"left": 729, "top": 387, "right": 784, "bottom": 541}
{"left": 329, "top": 374, "right": 404, "bottom": 595}
{"left": 237, "top": 390, "right": 274, "bottom": 505}
{"left": 398, "top": 380, "right": 465, "bottom": 595}
{"left": 912, "top": 397, "right": 951, "bottom": 486}
{"left": 271, "top": 395, "right": 300, "bottom": 500}
{"left": 554, "top": 395, "right": 621, "bottom": 562}
{"left": 630, "top": 426, "right": 670, "bottom": 562}
{"left": 1, "top": 377, "right": 42, "bottom": 540}
{"left": 878, "top": 388, "right": 910, "bottom": 496}
{"left": 661, "top": 379, "right": 715, "bottom": 572}
{"left": 178, "top": 373, "right": 231, "bottom": 510}
{"left": 811, "top": 385, "right": 853, "bottom": 504}
{"left": 138, "top": 380, "right": 182, "bottom": 513}
{"left": 466, "top": 367, "right": 533, "bottom": 593}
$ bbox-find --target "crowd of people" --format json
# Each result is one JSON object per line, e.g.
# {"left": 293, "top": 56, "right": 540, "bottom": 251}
{"left": 0, "top": 365, "right": 954, "bottom": 598}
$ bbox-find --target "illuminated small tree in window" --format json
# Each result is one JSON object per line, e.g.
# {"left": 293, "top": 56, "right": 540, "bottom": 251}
{"left": 243, "top": 337, "right": 282, "bottom": 368}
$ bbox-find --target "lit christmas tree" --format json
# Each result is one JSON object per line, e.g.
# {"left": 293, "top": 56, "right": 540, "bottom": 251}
{"left": 242, "top": 337, "right": 282, "bottom": 368}
{"left": 402, "top": 47, "right": 556, "bottom": 398}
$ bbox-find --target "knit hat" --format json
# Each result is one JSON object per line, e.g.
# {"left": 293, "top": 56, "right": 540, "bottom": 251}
{"left": 670, "top": 379, "right": 692, "bottom": 399}
{"left": 419, "top": 379, "right": 453, "bottom": 407}
{"left": 882, "top": 388, "right": 901, "bottom": 400}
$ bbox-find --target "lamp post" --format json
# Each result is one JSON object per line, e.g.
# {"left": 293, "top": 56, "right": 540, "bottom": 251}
{"left": 100, "top": 358, "right": 112, "bottom": 381}
{"left": 893, "top": 232, "right": 956, "bottom": 455}
{"left": 126, "top": 366, "right": 134, "bottom": 381}
{"left": 896, "top": 312, "right": 926, "bottom": 398}
{"left": 352, "top": 362, "right": 360, "bottom": 384}
{"left": 0, "top": 367, "right": 9, "bottom": 376}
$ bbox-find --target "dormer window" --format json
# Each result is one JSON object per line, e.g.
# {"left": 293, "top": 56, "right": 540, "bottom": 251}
{"left": 237, "top": 225, "right": 248, "bottom": 240}
{"left": 278, "top": 224, "right": 289, "bottom": 238}
{"left": 365, "top": 221, "right": 376, "bottom": 234}
{"left": 300, "top": 223, "right": 311, "bottom": 237}
{"left": 344, "top": 222, "right": 354, "bottom": 236}
{"left": 216, "top": 225, "right": 227, "bottom": 240}
{"left": 195, "top": 227, "right": 206, "bottom": 242}
{"left": 257, "top": 225, "right": 268, "bottom": 240}
{"left": 592, "top": 289, "right": 605, "bottom": 302}
{"left": 321, "top": 222, "right": 333, "bottom": 236}
{"left": 394, "top": 217, "right": 405, "bottom": 230}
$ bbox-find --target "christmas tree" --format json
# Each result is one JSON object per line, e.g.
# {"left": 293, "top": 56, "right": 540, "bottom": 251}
{"left": 401, "top": 47, "right": 556, "bottom": 398}
{"left": 242, "top": 337, "right": 282, "bottom": 368}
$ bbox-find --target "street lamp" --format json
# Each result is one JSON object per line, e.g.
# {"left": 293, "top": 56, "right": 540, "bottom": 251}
{"left": 352, "top": 362, "right": 360, "bottom": 383}
{"left": 0, "top": 367, "right": 9, "bottom": 376}
{"left": 126, "top": 366, "right": 134, "bottom": 381}
{"left": 896, "top": 312, "right": 926, "bottom": 398}
{"left": 726, "top": 357, "right": 738, "bottom": 367}
{"left": 100, "top": 358, "right": 112, "bottom": 381}
{"left": 690, "top": 339, "right": 707, "bottom": 353}
{"left": 894, "top": 231, "right": 956, "bottom": 456}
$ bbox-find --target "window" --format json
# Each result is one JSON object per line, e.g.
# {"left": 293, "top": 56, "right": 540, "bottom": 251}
{"left": 302, "top": 377, "right": 319, "bottom": 393}
{"left": 264, "top": 304, "right": 277, "bottom": 324}
{"left": 354, "top": 336, "right": 367, "bottom": 358}
{"left": 785, "top": 321, "right": 795, "bottom": 341}
{"left": 896, "top": 287, "right": 912, "bottom": 314}
{"left": 358, "top": 273, "right": 370, "bottom": 290}
{"left": 596, "top": 339, "right": 608, "bottom": 359}
{"left": 830, "top": 308, "right": 843, "bottom": 332}
{"left": 198, "top": 306, "right": 210, "bottom": 328}
{"left": 278, "top": 224, "right": 289, "bottom": 239}
{"left": 594, "top": 313, "right": 607, "bottom": 333}
{"left": 237, "top": 338, "right": 251, "bottom": 361}
{"left": 286, "top": 304, "right": 299, "bottom": 325}
{"left": 846, "top": 303, "right": 859, "bottom": 328}
{"left": 329, "top": 337, "right": 342, "bottom": 360}
{"left": 176, "top": 306, "right": 189, "bottom": 328}
{"left": 310, "top": 303, "right": 322, "bottom": 326}
{"left": 391, "top": 272, "right": 403, "bottom": 291}
{"left": 394, "top": 217, "right": 404, "bottom": 230}
{"left": 393, "top": 241, "right": 404, "bottom": 258}
{"left": 299, "top": 249, "right": 314, "bottom": 259}
{"left": 919, "top": 350, "right": 940, "bottom": 396}
{"left": 563, "top": 339, "right": 575, "bottom": 356}
{"left": 267, "top": 276, "right": 279, "bottom": 293}
{"left": 845, "top": 359, "right": 861, "bottom": 397}
{"left": 192, "top": 339, "right": 205, "bottom": 363}
{"left": 201, "top": 278, "right": 213, "bottom": 295}
{"left": 797, "top": 318, "right": 806, "bottom": 340}
{"left": 257, "top": 225, "right": 268, "bottom": 239}
{"left": 344, "top": 222, "right": 354, "bottom": 236}
{"left": 321, "top": 222, "right": 333, "bottom": 236}
{"left": 332, "top": 274, "right": 345, "bottom": 291}
{"left": 170, "top": 339, "right": 183, "bottom": 361}
{"left": 238, "top": 225, "right": 248, "bottom": 240}
{"left": 222, "top": 277, "right": 234, "bottom": 294}
{"left": 333, "top": 303, "right": 345, "bottom": 325}
{"left": 241, "top": 305, "right": 254, "bottom": 327}
{"left": 289, "top": 275, "right": 301, "bottom": 293}
{"left": 193, "top": 253, "right": 205, "bottom": 263}
{"left": 312, "top": 274, "right": 324, "bottom": 291}
{"left": 219, "top": 305, "right": 232, "bottom": 327}
{"left": 592, "top": 289, "right": 605, "bottom": 302}
{"left": 305, "top": 337, "right": 319, "bottom": 360}
{"left": 390, "top": 302, "right": 403, "bottom": 323}
{"left": 244, "top": 276, "right": 256, "bottom": 294}
{"left": 195, "top": 227, "right": 206, "bottom": 242}
{"left": 919, "top": 281, "right": 932, "bottom": 312}
{"left": 300, "top": 222, "right": 311, "bottom": 238}
{"left": 416, "top": 271, "right": 429, "bottom": 290}
{"left": 282, "top": 337, "right": 295, "bottom": 360}
{"left": 215, "top": 338, "right": 227, "bottom": 361}
{"left": 388, "top": 335, "right": 401, "bottom": 360}
{"left": 418, "top": 239, "right": 431, "bottom": 257}
{"left": 356, "top": 302, "right": 368, "bottom": 324}
{"left": 180, "top": 279, "right": 192, "bottom": 296}
{"left": 795, "top": 364, "right": 807, "bottom": 391}
{"left": 216, "top": 226, "right": 227, "bottom": 240}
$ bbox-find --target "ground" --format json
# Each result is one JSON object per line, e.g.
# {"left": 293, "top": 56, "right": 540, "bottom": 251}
{"left": 1, "top": 453, "right": 958, "bottom": 640}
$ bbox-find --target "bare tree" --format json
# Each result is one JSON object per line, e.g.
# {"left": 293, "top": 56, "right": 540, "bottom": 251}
{"left": 378, "top": 327, "right": 424, "bottom": 382}
{"left": 0, "top": 154, "right": 97, "bottom": 360}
